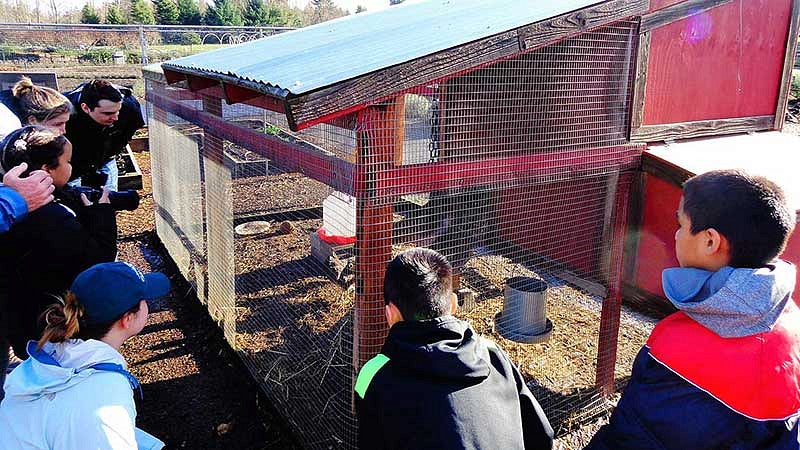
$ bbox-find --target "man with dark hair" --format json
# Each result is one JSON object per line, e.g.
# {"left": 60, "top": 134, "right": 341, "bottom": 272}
{"left": 586, "top": 169, "right": 800, "bottom": 450}
{"left": 64, "top": 79, "right": 144, "bottom": 190}
{"left": 355, "top": 247, "right": 553, "bottom": 450}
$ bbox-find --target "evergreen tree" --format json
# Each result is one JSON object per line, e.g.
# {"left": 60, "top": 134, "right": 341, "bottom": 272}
{"left": 264, "top": 4, "right": 298, "bottom": 26}
{"left": 153, "top": 0, "right": 179, "bottom": 24}
{"left": 130, "top": 0, "right": 155, "bottom": 23}
{"left": 80, "top": 3, "right": 101, "bottom": 23}
{"left": 105, "top": 3, "right": 127, "bottom": 23}
{"left": 355, "top": 5, "right": 366, "bottom": 13}
{"left": 242, "top": 0, "right": 267, "bottom": 26}
{"left": 204, "top": 0, "right": 242, "bottom": 26}
{"left": 177, "top": 0, "right": 201, "bottom": 25}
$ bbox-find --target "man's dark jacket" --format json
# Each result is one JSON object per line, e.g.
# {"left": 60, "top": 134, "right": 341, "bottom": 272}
{"left": 355, "top": 316, "right": 554, "bottom": 450}
{"left": 63, "top": 83, "right": 144, "bottom": 184}
{"left": 0, "top": 196, "right": 117, "bottom": 357}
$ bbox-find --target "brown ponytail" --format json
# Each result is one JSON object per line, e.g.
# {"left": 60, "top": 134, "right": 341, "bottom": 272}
{"left": 37, "top": 292, "right": 84, "bottom": 351}
{"left": 11, "top": 76, "right": 72, "bottom": 124}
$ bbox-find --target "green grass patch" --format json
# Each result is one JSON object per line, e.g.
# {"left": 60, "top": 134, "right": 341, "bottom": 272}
{"left": 791, "top": 69, "right": 799, "bottom": 100}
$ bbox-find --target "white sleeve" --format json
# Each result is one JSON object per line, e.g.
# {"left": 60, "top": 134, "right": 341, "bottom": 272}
{"left": 0, "top": 104, "right": 22, "bottom": 141}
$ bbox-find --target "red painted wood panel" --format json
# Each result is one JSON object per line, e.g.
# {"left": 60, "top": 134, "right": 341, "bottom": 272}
{"left": 643, "top": 0, "right": 791, "bottom": 124}
{"left": 635, "top": 175, "right": 681, "bottom": 295}
{"left": 496, "top": 177, "right": 610, "bottom": 279}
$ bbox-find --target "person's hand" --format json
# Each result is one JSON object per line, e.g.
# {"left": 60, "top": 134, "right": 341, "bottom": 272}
{"left": 2, "top": 163, "right": 55, "bottom": 212}
{"left": 80, "top": 192, "right": 92, "bottom": 207}
{"left": 98, "top": 187, "right": 111, "bottom": 204}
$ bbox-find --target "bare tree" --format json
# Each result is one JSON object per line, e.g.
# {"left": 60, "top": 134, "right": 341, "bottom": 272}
{"left": 48, "top": 0, "right": 60, "bottom": 22}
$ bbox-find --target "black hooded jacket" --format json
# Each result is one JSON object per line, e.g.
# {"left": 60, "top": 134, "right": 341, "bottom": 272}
{"left": 355, "top": 316, "right": 553, "bottom": 450}
{"left": 0, "top": 194, "right": 117, "bottom": 357}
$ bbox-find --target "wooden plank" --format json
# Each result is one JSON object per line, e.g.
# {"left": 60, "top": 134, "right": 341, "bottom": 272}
{"left": 775, "top": 0, "right": 800, "bottom": 129}
{"left": 640, "top": 0, "right": 733, "bottom": 32}
{"left": 598, "top": 171, "right": 621, "bottom": 286}
{"left": 287, "top": 30, "right": 521, "bottom": 130}
{"left": 631, "top": 30, "right": 651, "bottom": 132}
{"left": 596, "top": 171, "right": 633, "bottom": 396}
{"left": 622, "top": 171, "right": 647, "bottom": 286}
{"left": 353, "top": 103, "right": 398, "bottom": 374}
{"left": 641, "top": 152, "right": 693, "bottom": 187}
{"left": 393, "top": 96, "right": 406, "bottom": 165}
{"left": 642, "top": 0, "right": 789, "bottom": 124}
{"left": 519, "top": 0, "right": 650, "bottom": 50}
{"left": 631, "top": 115, "right": 774, "bottom": 142}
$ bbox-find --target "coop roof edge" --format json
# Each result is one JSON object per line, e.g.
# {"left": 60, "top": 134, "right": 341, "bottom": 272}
{"left": 160, "top": 0, "right": 650, "bottom": 131}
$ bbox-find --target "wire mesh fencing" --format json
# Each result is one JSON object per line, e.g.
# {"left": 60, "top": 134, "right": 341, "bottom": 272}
{"left": 146, "top": 19, "right": 653, "bottom": 449}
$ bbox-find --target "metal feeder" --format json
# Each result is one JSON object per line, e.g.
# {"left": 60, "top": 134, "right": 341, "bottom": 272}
{"left": 494, "top": 276, "right": 553, "bottom": 344}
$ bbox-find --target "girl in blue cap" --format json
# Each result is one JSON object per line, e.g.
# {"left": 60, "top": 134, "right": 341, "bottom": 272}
{"left": 0, "top": 261, "right": 170, "bottom": 450}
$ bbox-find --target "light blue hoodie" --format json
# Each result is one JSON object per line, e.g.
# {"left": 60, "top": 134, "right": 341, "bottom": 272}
{"left": 0, "top": 339, "right": 163, "bottom": 450}
{"left": 662, "top": 259, "right": 796, "bottom": 338}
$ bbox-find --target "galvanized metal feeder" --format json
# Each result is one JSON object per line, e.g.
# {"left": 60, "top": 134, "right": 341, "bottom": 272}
{"left": 495, "top": 276, "right": 553, "bottom": 344}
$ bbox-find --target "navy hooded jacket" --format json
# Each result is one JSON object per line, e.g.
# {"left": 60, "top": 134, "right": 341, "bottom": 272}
{"left": 355, "top": 315, "right": 554, "bottom": 450}
{"left": 587, "top": 262, "right": 800, "bottom": 450}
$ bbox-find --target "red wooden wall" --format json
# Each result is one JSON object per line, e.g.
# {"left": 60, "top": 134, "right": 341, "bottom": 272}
{"left": 642, "top": 0, "right": 792, "bottom": 124}
{"left": 496, "top": 177, "right": 610, "bottom": 280}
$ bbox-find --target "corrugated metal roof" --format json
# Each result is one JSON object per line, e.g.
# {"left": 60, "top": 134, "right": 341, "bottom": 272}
{"left": 162, "top": 0, "right": 603, "bottom": 96}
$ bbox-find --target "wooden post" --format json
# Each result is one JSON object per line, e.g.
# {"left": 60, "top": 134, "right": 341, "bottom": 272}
{"left": 595, "top": 171, "right": 633, "bottom": 396}
{"left": 353, "top": 100, "right": 401, "bottom": 374}
{"left": 201, "top": 93, "right": 237, "bottom": 345}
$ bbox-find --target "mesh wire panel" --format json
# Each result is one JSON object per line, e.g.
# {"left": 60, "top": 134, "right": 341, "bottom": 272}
{"left": 147, "top": 20, "right": 652, "bottom": 448}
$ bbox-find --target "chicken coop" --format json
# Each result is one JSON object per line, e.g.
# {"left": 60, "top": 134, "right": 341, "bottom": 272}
{"left": 142, "top": 0, "right": 798, "bottom": 447}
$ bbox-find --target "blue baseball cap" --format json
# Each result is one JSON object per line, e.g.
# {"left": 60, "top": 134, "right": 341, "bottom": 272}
{"left": 70, "top": 262, "right": 171, "bottom": 325}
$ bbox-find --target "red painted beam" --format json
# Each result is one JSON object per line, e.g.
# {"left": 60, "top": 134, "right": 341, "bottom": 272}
{"left": 147, "top": 92, "right": 355, "bottom": 195}
{"left": 373, "top": 145, "right": 643, "bottom": 198}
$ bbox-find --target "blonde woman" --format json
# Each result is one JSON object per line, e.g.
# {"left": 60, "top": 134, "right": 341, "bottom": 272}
{"left": 0, "top": 77, "right": 73, "bottom": 139}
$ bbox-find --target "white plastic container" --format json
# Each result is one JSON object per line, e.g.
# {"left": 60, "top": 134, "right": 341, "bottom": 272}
{"left": 322, "top": 191, "right": 356, "bottom": 238}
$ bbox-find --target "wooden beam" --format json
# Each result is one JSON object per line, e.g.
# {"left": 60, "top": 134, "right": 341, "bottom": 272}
{"left": 641, "top": 152, "right": 693, "bottom": 188}
{"left": 287, "top": 30, "right": 521, "bottom": 130}
{"left": 630, "top": 115, "right": 774, "bottom": 142}
{"left": 519, "top": 0, "right": 650, "bottom": 50}
{"left": 596, "top": 171, "right": 634, "bottom": 396}
{"left": 640, "top": 0, "right": 733, "bottom": 33}
{"left": 353, "top": 103, "right": 398, "bottom": 373}
{"left": 373, "top": 145, "right": 643, "bottom": 198}
{"left": 775, "top": 0, "right": 800, "bottom": 130}
{"left": 622, "top": 171, "right": 647, "bottom": 286}
{"left": 393, "top": 96, "right": 406, "bottom": 165}
{"left": 630, "top": 30, "right": 651, "bottom": 131}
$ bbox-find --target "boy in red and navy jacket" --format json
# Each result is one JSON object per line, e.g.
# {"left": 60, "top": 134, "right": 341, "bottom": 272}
{"left": 587, "top": 169, "right": 800, "bottom": 449}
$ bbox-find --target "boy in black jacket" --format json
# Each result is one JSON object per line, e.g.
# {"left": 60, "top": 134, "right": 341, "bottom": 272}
{"left": 355, "top": 248, "right": 553, "bottom": 450}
